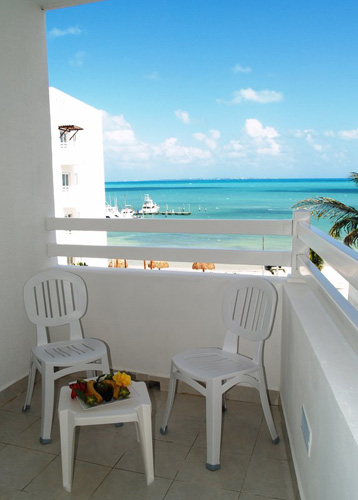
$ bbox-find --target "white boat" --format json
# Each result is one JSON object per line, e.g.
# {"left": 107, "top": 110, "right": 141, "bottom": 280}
{"left": 139, "top": 194, "right": 160, "bottom": 215}
{"left": 105, "top": 202, "right": 121, "bottom": 218}
{"left": 105, "top": 202, "right": 136, "bottom": 219}
{"left": 119, "top": 205, "right": 136, "bottom": 218}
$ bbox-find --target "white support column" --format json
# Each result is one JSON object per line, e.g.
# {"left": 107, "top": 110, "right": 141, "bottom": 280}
{"left": 290, "top": 209, "right": 311, "bottom": 280}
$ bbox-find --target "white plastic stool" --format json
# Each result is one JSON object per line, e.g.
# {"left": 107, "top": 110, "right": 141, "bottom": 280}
{"left": 58, "top": 381, "right": 154, "bottom": 492}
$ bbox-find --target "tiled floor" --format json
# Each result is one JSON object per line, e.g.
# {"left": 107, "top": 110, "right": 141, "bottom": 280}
{"left": 0, "top": 377, "right": 296, "bottom": 499}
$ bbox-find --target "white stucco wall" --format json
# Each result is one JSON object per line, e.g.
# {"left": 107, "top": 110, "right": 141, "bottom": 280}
{"left": 281, "top": 282, "right": 358, "bottom": 500}
{"left": 0, "top": 0, "right": 57, "bottom": 392}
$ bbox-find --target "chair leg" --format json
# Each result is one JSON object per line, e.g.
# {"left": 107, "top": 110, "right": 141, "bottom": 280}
{"left": 160, "top": 363, "right": 177, "bottom": 435}
{"left": 136, "top": 404, "right": 154, "bottom": 485}
{"left": 40, "top": 365, "right": 55, "bottom": 444}
{"left": 222, "top": 392, "right": 227, "bottom": 412}
{"left": 59, "top": 409, "right": 76, "bottom": 493}
{"left": 258, "top": 367, "right": 279, "bottom": 444}
{"left": 22, "top": 357, "right": 37, "bottom": 411}
{"left": 205, "top": 380, "right": 223, "bottom": 471}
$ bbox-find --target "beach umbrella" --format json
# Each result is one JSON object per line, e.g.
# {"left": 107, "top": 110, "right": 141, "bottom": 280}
{"left": 108, "top": 259, "right": 128, "bottom": 268}
{"left": 192, "top": 262, "right": 215, "bottom": 272}
{"left": 149, "top": 260, "right": 169, "bottom": 270}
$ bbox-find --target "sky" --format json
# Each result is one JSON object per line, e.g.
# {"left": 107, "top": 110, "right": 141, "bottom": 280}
{"left": 46, "top": 0, "right": 358, "bottom": 181}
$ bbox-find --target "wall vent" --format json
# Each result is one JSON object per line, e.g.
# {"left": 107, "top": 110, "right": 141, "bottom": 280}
{"left": 301, "top": 405, "right": 312, "bottom": 456}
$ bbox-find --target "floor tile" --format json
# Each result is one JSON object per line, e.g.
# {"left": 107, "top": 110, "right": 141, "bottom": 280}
{"left": 0, "top": 411, "right": 39, "bottom": 444}
{"left": 148, "top": 387, "right": 168, "bottom": 412}
{"left": 175, "top": 446, "right": 250, "bottom": 492}
{"left": 253, "top": 418, "right": 287, "bottom": 460}
{"left": 74, "top": 425, "right": 129, "bottom": 467}
{"left": 0, "top": 445, "right": 54, "bottom": 490}
{"left": 4, "top": 387, "right": 42, "bottom": 418}
{"left": 91, "top": 468, "right": 172, "bottom": 500}
{"left": 165, "top": 480, "right": 240, "bottom": 499}
{"left": 0, "top": 484, "right": 19, "bottom": 499}
{"left": 238, "top": 494, "right": 280, "bottom": 500}
{"left": 7, "top": 418, "right": 61, "bottom": 455}
{"left": 24, "top": 456, "right": 110, "bottom": 499}
{"left": 241, "top": 456, "right": 294, "bottom": 499}
{"left": 223, "top": 400, "right": 264, "bottom": 427}
{"left": 193, "top": 418, "right": 260, "bottom": 457}
{"left": 13, "top": 492, "right": 50, "bottom": 499}
{"left": 165, "top": 393, "right": 206, "bottom": 418}
{"left": 153, "top": 412, "right": 202, "bottom": 446}
{"left": 116, "top": 440, "right": 191, "bottom": 479}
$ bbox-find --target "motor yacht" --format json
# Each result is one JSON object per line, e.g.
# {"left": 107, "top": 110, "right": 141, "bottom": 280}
{"left": 139, "top": 194, "right": 160, "bottom": 215}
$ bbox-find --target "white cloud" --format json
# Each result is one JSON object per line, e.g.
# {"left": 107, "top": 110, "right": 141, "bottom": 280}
{"left": 193, "top": 129, "right": 221, "bottom": 150}
{"left": 233, "top": 88, "right": 283, "bottom": 104}
{"left": 245, "top": 119, "right": 279, "bottom": 139}
{"left": 175, "top": 110, "right": 190, "bottom": 124}
{"left": 69, "top": 51, "right": 85, "bottom": 67}
{"left": 223, "top": 140, "right": 246, "bottom": 158}
{"left": 232, "top": 63, "right": 252, "bottom": 74}
{"left": 245, "top": 119, "right": 281, "bottom": 155}
{"left": 160, "top": 138, "right": 211, "bottom": 163}
{"left": 102, "top": 111, "right": 210, "bottom": 166}
{"left": 339, "top": 129, "right": 358, "bottom": 140}
{"left": 49, "top": 26, "right": 82, "bottom": 38}
{"left": 293, "top": 129, "right": 327, "bottom": 153}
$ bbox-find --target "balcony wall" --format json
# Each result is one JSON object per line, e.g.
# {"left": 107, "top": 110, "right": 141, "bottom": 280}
{"left": 70, "top": 266, "right": 284, "bottom": 392}
{"left": 281, "top": 282, "right": 358, "bottom": 500}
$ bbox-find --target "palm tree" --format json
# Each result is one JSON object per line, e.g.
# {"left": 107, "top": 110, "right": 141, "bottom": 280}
{"left": 293, "top": 172, "right": 358, "bottom": 248}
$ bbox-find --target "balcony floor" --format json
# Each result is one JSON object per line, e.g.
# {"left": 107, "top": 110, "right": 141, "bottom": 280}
{"left": 0, "top": 376, "right": 296, "bottom": 499}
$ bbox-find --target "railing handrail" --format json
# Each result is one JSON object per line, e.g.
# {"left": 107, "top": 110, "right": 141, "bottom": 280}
{"left": 46, "top": 217, "right": 293, "bottom": 235}
{"left": 48, "top": 243, "right": 292, "bottom": 266}
{"left": 296, "top": 220, "right": 358, "bottom": 290}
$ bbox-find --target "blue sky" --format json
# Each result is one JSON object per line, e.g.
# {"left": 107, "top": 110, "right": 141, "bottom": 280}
{"left": 46, "top": 0, "right": 358, "bottom": 181}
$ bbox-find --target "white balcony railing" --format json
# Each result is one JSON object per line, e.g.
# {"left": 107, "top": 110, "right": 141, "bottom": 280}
{"left": 47, "top": 217, "right": 293, "bottom": 266}
{"left": 46, "top": 209, "right": 358, "bottom": 347}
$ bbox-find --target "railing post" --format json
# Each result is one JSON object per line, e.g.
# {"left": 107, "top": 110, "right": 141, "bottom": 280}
{"left": 290, "top": 209, "right": 311, "bottom": 280}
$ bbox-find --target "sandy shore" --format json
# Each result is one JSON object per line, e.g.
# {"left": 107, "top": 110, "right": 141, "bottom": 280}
{"left": 111, "top": 259, "right": 349, "bottom": 297}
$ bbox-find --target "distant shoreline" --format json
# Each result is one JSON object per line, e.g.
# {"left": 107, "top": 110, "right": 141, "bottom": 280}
{"left": 106, "top": 177, "right": 347, "bottom": 184}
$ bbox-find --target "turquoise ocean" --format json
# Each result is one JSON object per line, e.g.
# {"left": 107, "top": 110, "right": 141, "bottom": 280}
{"left": 105, "top": 178, "right": 356, "bottom": 251}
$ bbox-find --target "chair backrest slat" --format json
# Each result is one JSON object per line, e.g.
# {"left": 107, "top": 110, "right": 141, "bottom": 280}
{"left": 222, "top": 278, "right": 277, "bottom": 342}
{"left": 24, "top": 270, "right": 87, "bottom": 343}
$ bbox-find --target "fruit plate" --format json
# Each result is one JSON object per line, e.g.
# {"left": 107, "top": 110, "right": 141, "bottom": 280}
{"left": 70, "top": 379, "right": 139, "bottom": 410}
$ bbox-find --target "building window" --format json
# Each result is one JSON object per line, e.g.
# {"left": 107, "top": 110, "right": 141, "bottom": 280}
{"left": 62, "top": 173, "right": 70, "bottom": 188}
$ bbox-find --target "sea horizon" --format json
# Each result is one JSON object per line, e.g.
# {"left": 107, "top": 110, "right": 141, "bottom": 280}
{"left": 106, "top": 176, "right": 347, "bottom": 184}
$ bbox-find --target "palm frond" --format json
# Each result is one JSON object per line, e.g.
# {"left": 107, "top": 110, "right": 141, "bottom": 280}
{"left": 292, "top": 197, "right": 358, "bottom": 221}
{"left": 349, "top": 172, "right": 358, "bottom": 186}
{"left": 329, "top": 217, "right": 358, "bottom": 239}
{"left": 343, "top": 228, "right": 358, "bottom": 248}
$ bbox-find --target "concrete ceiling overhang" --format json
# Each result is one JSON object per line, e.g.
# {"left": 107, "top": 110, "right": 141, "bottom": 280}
{"left": 33, "top": 0, "right": 105, "bottom": 11}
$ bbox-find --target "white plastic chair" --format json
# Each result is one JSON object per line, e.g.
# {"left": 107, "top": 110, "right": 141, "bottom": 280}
{"left": 58, "top": 381, "right": 154, "bottom": 492}
{"left": 160, "top": 277, "right": 279, "bottom": 470}
{"left": 22, "top": 269, "right": 110, "bottom": 444}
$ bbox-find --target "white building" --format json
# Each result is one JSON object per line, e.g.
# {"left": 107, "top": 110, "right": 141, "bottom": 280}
{"left": 49, "top": 87, "right": 107, "bottom": 266}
